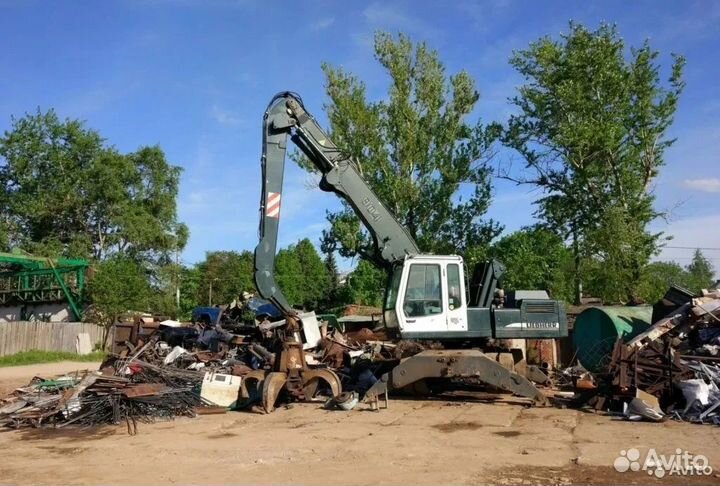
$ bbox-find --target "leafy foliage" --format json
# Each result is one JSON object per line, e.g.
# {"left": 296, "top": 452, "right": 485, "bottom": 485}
{"left": 314, "top": 32, "right": 502, "bottom": 260}
{"left": 324, "top": 251, "right": 340, "bottom": 294}
{"left": 190, "top": 240, "right": 332, "bottom": 311}
{"left": 686, "top": 249, "right": 716, "bottom": 293}
{"left": 0, "top": 109, "right": 187, "bottom": 262}
{"left": 503, "top": 22, "right": 685, "bottom": 302}
{"left": 635, "top": 251, "right": 716, "bottom": 303}
{"left": 294, "top": 239, "right": 331, "bottom": 309}
{"left": 340, "top": 259, "right": 386, "bottom": 307}
{"left": 151, "top": 264, "right": 201, "bottom": 320}
{"left": 87, "top": 255, "right": 152, "bottom": 326}
{"left": 274, "top": 246, "right": 304, "bottom": 308}
{"left": 489, "top": 227, "right": 575, "bottom": 301}
{"left": 636, "top": 261, "right": 689, "bottom": 304}
{"left": 274, "top": 239, "right": 331, "bottom": 309}
{"left": 196, "top": 251, "right": 255, "bottom": 306}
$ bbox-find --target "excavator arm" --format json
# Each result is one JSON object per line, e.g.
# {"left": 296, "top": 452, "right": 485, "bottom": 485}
{"left": 254, "top": 92, "right": 419, "bottom": 315}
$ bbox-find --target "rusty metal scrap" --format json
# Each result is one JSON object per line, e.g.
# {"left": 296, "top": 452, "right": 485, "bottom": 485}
{"left": 597, "top": 286, "right": 720, "bottom": 425}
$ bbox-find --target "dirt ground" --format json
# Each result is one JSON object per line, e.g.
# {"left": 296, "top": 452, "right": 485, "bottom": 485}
{"left": 1, "top": 363, "right": 720, "bottom": 485}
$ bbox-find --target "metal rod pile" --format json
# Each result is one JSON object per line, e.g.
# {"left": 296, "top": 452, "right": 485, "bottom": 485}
{"left": 0, "top": 357, "right": 213, "bottom": 433}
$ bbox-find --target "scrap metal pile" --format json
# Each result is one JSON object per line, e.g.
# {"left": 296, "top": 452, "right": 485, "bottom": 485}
{"left": 570, "top": 286, "right": 720, "bottom": 425}
{"left": 0, "top": 304, "right": 398, "bottom": 430}
{"left": 0, "top": 355, "right": 213, "bottom": 433}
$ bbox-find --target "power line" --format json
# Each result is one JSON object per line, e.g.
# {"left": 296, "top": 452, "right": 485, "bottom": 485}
{"left": 662, "top": 246, "right": 720, "bottom": 251}
{"left": 662, "top": 257, "right": 720, "bottom": 261}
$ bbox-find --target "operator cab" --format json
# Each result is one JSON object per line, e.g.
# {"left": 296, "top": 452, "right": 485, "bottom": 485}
{"left": 384, "top": 255, "right": 468, "bottom": 335}
{"left": 384, "top": 255, "right": 568, "bottom": 340}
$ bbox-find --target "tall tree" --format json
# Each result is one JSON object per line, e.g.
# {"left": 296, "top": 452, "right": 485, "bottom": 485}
{"left": 196, "top": 250, "right": 254, "bottom": 305}
{"left": 686, "top": 249, "right": 715, "bottom": 293}
{"left": 324, "top": 251, "right": 339, "bottom": 293}
{"left": 291, "top": 239, "right": 328, "bottom": 309}
{"left": 636, "top": 261, "right": 689, "bottom": 304}
{"left": 87, "top": 255, "right": 152, "bottom": 328}
{"left": 502, "top": 23, "right": 685, "bottom": 303}
{"left": 313, "top": 32, "right": 502, "bottom": 262}
{"left": 275, "top": 245, "right": 304, "bottom": 308}
{"left": 343, "top": 259, "right": 386, "bottom": 307}
{"left": 489, "top": 227, "right": 575, "bottom": 302}
{"left": 151, "top": 264, "right": 201, "bottom": 319}
{"left": 0, "top": 109, "right": 187, "bottom": 262}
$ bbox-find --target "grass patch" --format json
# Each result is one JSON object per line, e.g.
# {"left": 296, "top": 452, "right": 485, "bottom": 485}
{"left": 0, "top": 350, "right": 106, "bottom": 367}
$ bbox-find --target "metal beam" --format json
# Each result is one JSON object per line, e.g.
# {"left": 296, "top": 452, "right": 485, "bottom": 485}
{"left": 0, "top": 250, "right": 89, "bottom": 320}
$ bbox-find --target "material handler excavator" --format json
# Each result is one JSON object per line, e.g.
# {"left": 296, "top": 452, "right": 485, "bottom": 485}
{"left": 240, "top": 92, "right": 568, "bottom": 412}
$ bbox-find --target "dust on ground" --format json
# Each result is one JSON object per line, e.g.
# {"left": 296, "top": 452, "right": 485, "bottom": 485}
{"left": 1, "top": 362, "right": 720, "bottom": 485}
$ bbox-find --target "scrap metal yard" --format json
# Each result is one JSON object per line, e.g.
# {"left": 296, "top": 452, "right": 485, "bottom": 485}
{"left": 1, "top": 283, "right": 720, "bottom": 486}
{"left": 1, "top": 362, "right": 719, "bottom": 485}
{"left": 1, "top": 2, "right": 720, "bottom": 485}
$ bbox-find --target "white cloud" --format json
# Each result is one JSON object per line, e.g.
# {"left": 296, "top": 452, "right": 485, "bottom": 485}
{"left": 310, "top": 17, "right": 335, "bottom": 31}
{"left": 362, "top": 2, "right": 439, "bottom": 38}
{"left": 682, "top": 178, "right": 720, "bottom": 193}
{"left": 187, "top": 191, "right": 206, "bottom": 204}
{"left": 363, "top": 3, "right": 411, "bottom": 27}
{"left": 58, "top": 82, "right": 139, "bottom": 118}
{"left": 492, "top": 189, "right": 538, "bottom": 204}
{"left": 210, "top": 104, "right": 243, "bottom": 126}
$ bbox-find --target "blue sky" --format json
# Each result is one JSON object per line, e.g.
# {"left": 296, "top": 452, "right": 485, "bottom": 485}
{"left": 1, "top": 0, "right": 718, "bottom": 272}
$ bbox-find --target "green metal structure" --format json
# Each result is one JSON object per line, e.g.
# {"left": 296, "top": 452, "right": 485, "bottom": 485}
{"left": 0, "top": 249, "right": 89, "bottom": 321}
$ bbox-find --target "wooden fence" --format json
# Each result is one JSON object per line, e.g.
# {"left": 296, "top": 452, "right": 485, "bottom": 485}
{"left": 0, "top": 321, "right": 105, "bottom": 356}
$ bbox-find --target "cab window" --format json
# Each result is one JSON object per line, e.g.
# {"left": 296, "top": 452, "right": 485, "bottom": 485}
{"left": 384, "top": 266, "right": 403, "bottom": 310}
{"left": 403, "top": 264, "right": 442, "bottom": 317}
{"left": 447, "top": 263, "right": 462, "bottom": 310}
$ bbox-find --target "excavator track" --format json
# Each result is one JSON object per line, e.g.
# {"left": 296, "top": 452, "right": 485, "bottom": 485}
{"left": 365, "top": 349, "right": 547, "bottom": 405}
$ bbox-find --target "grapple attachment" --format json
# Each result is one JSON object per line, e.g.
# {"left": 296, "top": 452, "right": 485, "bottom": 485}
{"left": 239, "top": 316, "right": 342, "bottom": 413}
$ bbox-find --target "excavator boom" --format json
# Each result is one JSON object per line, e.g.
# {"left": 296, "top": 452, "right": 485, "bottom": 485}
{"left": 254, "top": 92, "right": 419, "bottom": 316}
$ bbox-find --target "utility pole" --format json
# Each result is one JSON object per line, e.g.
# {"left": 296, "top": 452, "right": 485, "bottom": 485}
{"left": 175, "top": 249, "right": 180, "bottom": 311}
{"left": 572, "top": 226, "right": 582, "bottom": 306}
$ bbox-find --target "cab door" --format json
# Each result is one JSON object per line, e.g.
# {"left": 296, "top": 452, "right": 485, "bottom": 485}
{"left": 397, "top": 262, "right": 446, "bottom": 333}
{"left": 445, "top": 262, "right": 468, "bottom": 331}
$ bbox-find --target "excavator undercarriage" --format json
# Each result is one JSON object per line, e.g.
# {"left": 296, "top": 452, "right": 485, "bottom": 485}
{"left": 365, "top": 349, "right": 548, "bottom": 406}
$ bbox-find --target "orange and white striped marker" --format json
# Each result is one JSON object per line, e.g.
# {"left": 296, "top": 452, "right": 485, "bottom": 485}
{"left": 266, "top": 192, "right": 281, "bottom": 218}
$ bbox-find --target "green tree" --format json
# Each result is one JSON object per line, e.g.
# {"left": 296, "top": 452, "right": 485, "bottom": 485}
{"left": 275, "top": 245, "right": 304, "bottom": 308}
{"left": 636, "top": 261, "right": 689, "bottom": 304}
{"left": 343, "top": 259, "right": 386, "bottom": 307}
{"left": 686, "top": 249, "right": 715, "bottom": 293}
{"left": 324, "top": 251, "right": 339, "bottom": 293}
{"left": 294, "top": 238, "right": 330, "bottom": 309}
{"left": 87, "top": 255, "right": 152, "bottom": 328}
{"left": 0, "top": 109, "right": 187, "bottom": 262}
{"left": 196, "top": 251, "right": 254, "bottom": 305}
{"left": 322, "top": 250, "right": 340, "bottom": 308}
{"left": 489, "top": 227, "right": 574, "bottom": 302}
{"left": 313, "top": 32, "right": 501, "bottom": 262}
{"left": 502, "top": 22, "right": 685, "bottom": 303}
{"left": 151, "top": 264, "right": 201, "bottom": 319}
